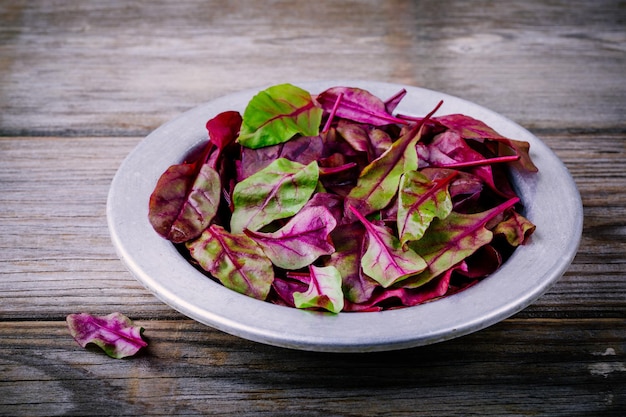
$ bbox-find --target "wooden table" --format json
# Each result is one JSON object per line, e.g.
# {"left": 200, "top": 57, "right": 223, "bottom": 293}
{"left": 1, "top": 1, "right": 624, "bottom": 415}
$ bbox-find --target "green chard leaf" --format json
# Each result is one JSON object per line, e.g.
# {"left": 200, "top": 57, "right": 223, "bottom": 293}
{"left": 186, "top": 224, "right": 274, "bottom": 300}
{"left": 230, "top": 158, "right": 319, "bottom": 234}
{"left": 397, "top": 170, "right": 456, "bottom": 245}
{"left": 493, "top": 210, "right": 536, "bottom": 246}
{"left": 403, "top": 197, "right": 520, "bottom": 288}
{"left": 344, "top": 124, "right": 422, "bottom": 217}
{"left": 293, "top": 265, "right": 345, "bottom": 314}
{"left": 237, "top": 83, "right": 323, "bottom": 149}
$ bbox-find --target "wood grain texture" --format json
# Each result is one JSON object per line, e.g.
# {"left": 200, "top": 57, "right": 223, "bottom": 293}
{"left": 1, "top": 319, "right": 624, "bottom": 416}
{"left": 1, "top": 0, "right": 625, "bottom": 415}
{"left": 1, "top": 0, "right": 625, "bottom": 136}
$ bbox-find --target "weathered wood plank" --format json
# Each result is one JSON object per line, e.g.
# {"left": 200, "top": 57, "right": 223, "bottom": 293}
{"left": 0, "top": 319, "right": 624, "bottom": 416}
{"left": 1, "top": 0, "right": 625, "bottom": 136}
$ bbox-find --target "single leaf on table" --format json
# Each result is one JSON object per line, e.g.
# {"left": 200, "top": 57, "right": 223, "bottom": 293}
{"left": 316, "top": 86, "right": 408, "bottom": 126}
{"left": 148, "top": 161, "right": 221, "bottom": 244}
{"left": 245, "top": 205, "right": 337, "bottom": 270}
{"left": 397, "top": 170, "right": 456, "bottom": 245}
{"left": 404, "top": 197, "right": 520, "bottom": 288}
{"left": 66, "top": 312, "right": 147, "bottom": 359}
{"left": 186, "top": 224, "right": 274, "bottom": 300}
{"left": 293, "top": 265, "right": 345, "bottom": 314}
{"left": 230, "top": 158, "right": 319, "bottom": 234}
{"left": 237, "top": 83, "right": 323, "bottom": 149}
{"left": 350, "top": 206, "right": 427, "bottom": 288}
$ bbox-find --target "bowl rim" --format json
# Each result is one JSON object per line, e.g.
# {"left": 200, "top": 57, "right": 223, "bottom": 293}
{"left": 107, "top": 80, "right": 583, "bottom": 352}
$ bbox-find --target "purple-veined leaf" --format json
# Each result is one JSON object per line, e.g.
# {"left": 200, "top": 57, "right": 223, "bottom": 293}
{"left": 344, "top": 125, "right": 421, "bottom": 217}
{"left": 245, "top": 205, "right": 337, "bottom": 270}
{"left": 237, "top": 84, "right": 323, "bottom": 149}
{"left": 316, "top": 87, "right": 409, "bottom": 126}
{"left": 404, "top": 197, "right": 520, "bottom": 288}
{"left": 350, "top": 205, "right": 427, "bottom": 288}
{"left": 66, "top": 312, "right": 147, "bottom": 359}
{"left": 434, "top": 114, "right": 538, "bottom": 172}
{"left": 397, "top": 170, "right": 457, "bottom": 245}
{"left": 186, "top": 224, "right": 274, "bottom": 300}
{"left": 293, "top": 265, "right": 345, "bottom": 314}
{"left": 148, "top": 161, "right": 221, "bottom": 243}
{"left": 230, "top": 158, "right": 319, "bottom": 234}
{"left": 345, "top": 101, "right": 443, "bottom": 218}
{"left": 493, "top": 210, "right": 536, "bottom": 246}
{"left": 344, "top": 265, "right": 453, "bottom": 312}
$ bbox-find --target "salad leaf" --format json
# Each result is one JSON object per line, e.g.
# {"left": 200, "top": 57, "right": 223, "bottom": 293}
{"left": 148, "top": 161, "right": 221, "bottom": 244}
{"left": 345, "top": 266, "right": 453, "bottom": 312}
{"left": 344, "top": 124, "right": 421, "bottom": 217}
{"left": 405, "top": 197, "right": 520, "bottom": 288}
{"left": 326, "top": 222, "right": 379, "bottom": 304}
{"left": 245, "top": 205, "right": 337, "bottom": 270}
{"left": 206, "top": 110, "right": 242, "bottom": 151}
{"left": 293, "top": 265, "right": 345, "bottom": 314}
{"left": 186, "top": 224, "right": 274, "bottom": 300}
{"left": 350, "top": 205, "right": 427, "bottom": 287}
{"left": 66, "top": 312, "right": 147, "bottom": 359}
{"left": 230, "top": 158, "right": 319, "bottom": 234}
{"left": 493, "top": 210, "right": 536, "bottom": 246}
{"left": 434, "top": 114, "right": 538, "bottom": 172}
{"left": 316, "top": 86, "right": 409, "bottom": 126}
{"left": 237, "top": 83, "right": 323, "bottom": 149}
{"left": 397, "top": 170, "right": 456, "bottom": 245}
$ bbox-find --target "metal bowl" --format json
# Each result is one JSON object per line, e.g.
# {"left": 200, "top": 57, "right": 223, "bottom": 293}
{"left": 107, "top": 81, "right": 583, "bottom": 352}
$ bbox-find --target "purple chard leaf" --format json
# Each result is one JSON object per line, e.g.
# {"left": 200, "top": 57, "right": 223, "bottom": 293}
{"left": 326, "top": 222, "right": 379, "bottom": 304}
{"left": 206, "top": 110, "right": 242, "bottom": 152}
{"left": 292, "top": 265, "right": 345, "bottom": 314}
{"left": 186, "top": 224, "right": 274, "bottom": 300}
{"left": 230, "top": 158, "right": 319, "bottom": 234}
{"left": 148, "top": 160, "right": 221, "bottom": 244}
{"left": 237, "top": 84, "right": 323, "bottom": 149}
{"left": 434, "top": 114, "right": 538, "bottom": 172}
{"left": 350, "top": 205, "right": 427, "bottom": 288}
{"left": 316, "top": 86, "right": 409, "bottom": 126}
{"left": 66, "top": 312, "right": 147, "bottom": 359}
{"left": 245, "top": 205, "right": 337, "bottom": 270}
